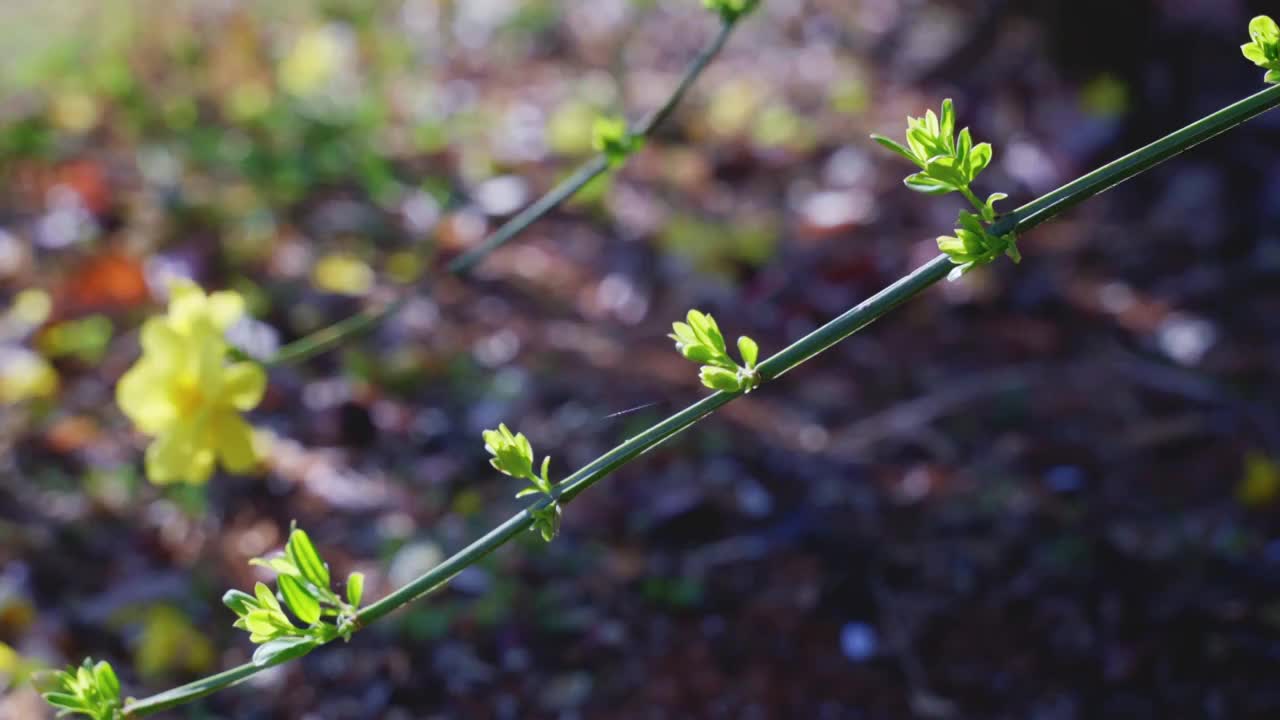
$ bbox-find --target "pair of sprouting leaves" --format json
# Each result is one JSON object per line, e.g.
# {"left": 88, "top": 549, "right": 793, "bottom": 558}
{"left": 937, "top": 211, "right": 1021, "bottom": 280}
{"left": 40, "top": 659, "right": 121, "bottom": 720}
{"left": 222, "top": 526, "right": 365, "bottom": 667}
{"left": 670, "top": 310, "right": 761, "bottom": 393}
{"left": 1242, "top": 15, "right": 1280, "bottom": 84}
{"left": 484, "top": 423, "right": 561, "bottom": 542}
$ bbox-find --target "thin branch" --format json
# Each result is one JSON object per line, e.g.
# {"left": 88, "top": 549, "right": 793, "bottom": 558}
{"left": 121, "top": 77, "right": 1280, "bottom": 720}
{"left": 258, "top": 18, "right": 742, "bottom": 368}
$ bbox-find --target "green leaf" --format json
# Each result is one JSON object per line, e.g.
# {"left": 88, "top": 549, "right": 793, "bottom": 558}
{"left": 1268, "top": 69, "right": 1280, "bottom": 84}
{"left": 957, "top": 211, "right": 985, "bottom": 236}
{"left": 955, "top": 229, "right": 987, "bottom": 253}
{"left": 254, "top": 582, "right": 283, "bottom": 614}
{"left": 222, "top": 589, "right": 258, "bottom": 616}
{"left": 1004, "top": 237, "right": 1022, "bottom": 263}
{"left": 252, "top": 637, "right": 316, "bottom": 668}
{"left": 956, "top": 127, "right": 973, "bottom": 165}
{"left": 76, "top": 665, "right": 93, "bottom": 693}
{"left": 286, "top": 528, "right": 331, "bottom": 590}
{"left": 346, "top": 572, "right": 364, "bottom": 607}
{"left": 670, "top": 322, "right": 699, "bottom": 347}
{"left": 278, "top": 574, "right": 322, "bottom": 625}
{"left": 966, "top": 142, "right": 993, "bottom": 179}
{"left": 983, "top": 192, "right": 1008, "bottom": 222}
{"left": 530, "top": 503, "right": 562, "bottom": 542}
{"left": 869, "top": 134, "right": 923, "bottom": 167}
{"left": 904, "top": 173, "right": 954, "bottom": 195}
{"left": 42, "top": 692, "right": 85, "bottom": 710}
{"left": 1250, "top": 15, "right": 1279, "bottom": 46}
{"left": 243, "top": 609, "right": 290, "bottom": 637}
{"left": 1243, "top": 42, "right": 1270, "bottom": 67}
{"left": 249, "top": 556, "right": 300, "bottom": 577}
{"left": 737, "top": 336, "right": 758, "bottom": 368}
{"left": 940, "top": 99, "right": 956, "bottom": 149}
{"left": 678, "top": 342, "right": 714, "bottom": 364}
{"left": 92, "top": 661, "right": 119, "bottom": 701}
{"left": 924, "top": 109, "right": 939, "bottom": 136}
{"left": 686, "top": 310, "right": 725, "bottom": 352}
{"left": 924, "top": 156, "right": 967, "bottom": 187}
{"left": 936, "top": 236, "right": 970, "bottom": 257}
{"left": 483, "top": 424, "right": 535, "bottom": 479}
{"left": 906, "top": 127, "right": 937, "bottom": 159}
{"left": 700, "top": 366, "right": 742, "bottom": 392}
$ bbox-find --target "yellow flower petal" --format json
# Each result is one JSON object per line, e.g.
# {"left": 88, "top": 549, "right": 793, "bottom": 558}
{"left": 211, "top": 411, "right": 258, "bottom": 473}
{"left": 139, "top": 317, "right": 186, "bottom": 375}
{"left": 116, "top": 363, "right": 177, "bottom": 434}
{"left": 220, "top": 362, "right": 266, "bottom": 411}
{"left": 145, "top": 426, "right": 193, "bottom": 484}
{"left": 122, "top": 280, "right": 262, "bottom": 485}
{"left": 207, "top": 291, "right": 245, "bottom": 331}
{"left": 191, "top": 323, "right": 229, "bottom": 391}
{"left": 167, "top": 280, "right": 208, "bottom": 331}
{"left": 145, "top": 424, "right": 215, "bottom": 485}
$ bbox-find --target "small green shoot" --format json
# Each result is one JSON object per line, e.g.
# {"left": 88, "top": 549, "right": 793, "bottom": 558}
{"left": 936, "top": 210, "right": 1021, "bottom": 280}
{"left": 702, "top": 0, "right": 761, "bottom": 23}
{"left": 225, "top": 524, "right": 365, "bottom": 665}
{"left": 1242, "top": 15, "right": 1280, "bottom": 84}
{"left": 670, "top": 310, "right": 762, "bottom": 392}
{"left": 483, "top": 424, "right": 561, "bottom": 541}
{"left": 39, "top": 658, "right": 121, "bottom": 720}
{"left": 591, "top": 116, "right": 643, "bottom": 167}
{"left": 872, "top": 99, "right": 1019, "bottom": 279}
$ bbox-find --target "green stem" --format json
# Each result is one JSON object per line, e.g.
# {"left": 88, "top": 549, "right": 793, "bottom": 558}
{"left": 990, "top": 82, "right": 1280, "bottom": 237}
{"left": 234, "top": 296, "right": 406, "bottom": 366}
{"left": 959, "top": 186, "right": 984, "bottom": 215}
{"left": 259, "top": 18, "right": 742, "bottom": 367}
{"left": 121, "top": 81, "right": 1280, "bottom": 720}
{"left": 445, "top": 155, "right": 611, "bottom": 276}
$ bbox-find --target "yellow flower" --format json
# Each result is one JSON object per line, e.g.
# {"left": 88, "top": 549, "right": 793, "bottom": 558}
{"left": 116, "top": 281, "right": 266, "bottom": 485}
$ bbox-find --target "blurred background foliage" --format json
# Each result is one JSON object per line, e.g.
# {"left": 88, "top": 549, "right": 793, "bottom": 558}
{"left": 2, "top": 0, "right": 1280, "bottom": 718}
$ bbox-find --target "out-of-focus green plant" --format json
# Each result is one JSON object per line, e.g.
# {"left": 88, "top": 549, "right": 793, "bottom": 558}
{"left": 703, "top": 0, "right": 760, "bottom": 22}
{"left": 484, "top": 424, "right": 560, "bottom": 541}
{"left": 591, "top": 115, "right": 644, "bottom": 167}
{"left": 223, "top": 526, "right": 364, "bottom": 666}
{"left": 1242, "top": 15, "right": 1280, "bottom": 84}
{"left": 670, "top": 310, "right": 761, "bottom": 393}
{"left": 39, "top": 658, "right": 121, "bottom": 720}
